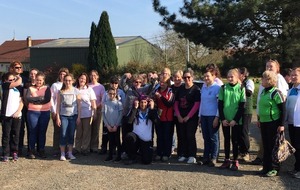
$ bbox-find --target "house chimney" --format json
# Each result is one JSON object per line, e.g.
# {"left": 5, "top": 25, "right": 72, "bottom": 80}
{"left": 27, "top": 36, "right": 32, "bottom": 47}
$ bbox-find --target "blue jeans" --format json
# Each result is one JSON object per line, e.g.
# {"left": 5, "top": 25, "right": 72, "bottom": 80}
{"left": 27, "top": 110, "right": 50, "bottom": 151}
{"left": 155, "top": 121, "right": 174, "bottom": 157}
{"left": 60, "top": 115, "right": 77, "bottom": 146}
{"left": 200, "top": 116, "right": 219, "bottom": 160}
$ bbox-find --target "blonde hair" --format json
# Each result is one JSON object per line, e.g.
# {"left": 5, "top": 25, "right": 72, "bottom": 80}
{"left": 227, "top": 68, "right": 239, "bottom": 77}
{"left": 266, "top": 59, "right": 280, "bottom": 73}
{"left": 162, "top": 68, "right": 171, "bottom": 76}
{"left": 262, "top": 70, "right": 277, "bottom": 87}
{"left": 173, "top": 70, "right": 183, "bottom": 77}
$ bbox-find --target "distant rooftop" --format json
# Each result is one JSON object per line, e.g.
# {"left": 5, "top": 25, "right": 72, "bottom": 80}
{"left": 0, "top": 38, "right": 53, "bottom": 62}
{"left": 32, "top": 36, "right": 142, "bottom": 48}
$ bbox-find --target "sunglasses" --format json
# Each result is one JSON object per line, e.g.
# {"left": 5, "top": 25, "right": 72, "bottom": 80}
{"left": 14, "top": 66, "right": 22, "bottom": 69}
{"left": 183, "top": 76, "right": 191, "bottom": 80}
{"left": 135, "top": 81, "right": 142, "bottom": 84}
{"left": 8, "top": 79, "right": 14, "bottom": 82}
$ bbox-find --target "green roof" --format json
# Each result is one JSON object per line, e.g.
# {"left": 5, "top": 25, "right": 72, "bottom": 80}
{"left": 31, "top": 36, "right": 142, "bottom": 48}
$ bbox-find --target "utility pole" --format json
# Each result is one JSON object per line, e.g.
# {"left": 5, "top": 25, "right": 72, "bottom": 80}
{"left": 186, "top": 38, "right": 189, "bottom": 69}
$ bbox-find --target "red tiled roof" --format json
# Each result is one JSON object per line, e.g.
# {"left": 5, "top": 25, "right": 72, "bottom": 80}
{"left": 0, "top": 39, "right": 53, "bottom": 63}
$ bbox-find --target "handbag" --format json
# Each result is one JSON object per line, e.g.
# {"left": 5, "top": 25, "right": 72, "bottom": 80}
{"left": 272, "top": 132, "right": 296, "bottom": 163}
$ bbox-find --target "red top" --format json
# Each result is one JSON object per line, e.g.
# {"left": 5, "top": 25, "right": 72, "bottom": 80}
{"left": 156, "top": 87, "right": 174, "bottom": 122}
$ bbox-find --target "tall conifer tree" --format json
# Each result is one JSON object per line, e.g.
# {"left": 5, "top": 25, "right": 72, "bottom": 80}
{"left": 97, "top": 11, "right": 118, "bottom": 71}
{"left": 87, "top": 22, "right": 98, "bottom": 71}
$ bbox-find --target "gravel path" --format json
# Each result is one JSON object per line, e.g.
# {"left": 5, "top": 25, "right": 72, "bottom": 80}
{"left": 1, "top": 119, "right": 300, "bottom": 190}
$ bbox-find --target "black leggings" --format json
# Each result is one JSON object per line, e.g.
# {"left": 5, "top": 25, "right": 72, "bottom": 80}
{"left": 107, "top": 127, "right": 121, "bottom": 157}
{"left": 222, "top": 125, "right": 242, "bottom": 160}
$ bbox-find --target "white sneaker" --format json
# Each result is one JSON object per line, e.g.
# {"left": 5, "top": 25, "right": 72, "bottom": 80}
{"left": 60, "top": 155, "right": 66, "bottom": 161}
{"left": 178, "top": 156, "right": 187, "bottom": 162}
{"left": 187, "top": 157, "right": 196, "bottom": 164}
{"left": 68, "top": 153, "right": 76, "bottom": 160}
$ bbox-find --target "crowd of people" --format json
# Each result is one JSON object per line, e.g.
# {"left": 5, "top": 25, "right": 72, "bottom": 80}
{"left": 1, "top": 60, "right": 300, "bottom": 178}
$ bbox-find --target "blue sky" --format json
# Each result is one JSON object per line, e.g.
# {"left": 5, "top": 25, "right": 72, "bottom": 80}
{"left": 0, "top": 0, "right": 181, "bottom": 44}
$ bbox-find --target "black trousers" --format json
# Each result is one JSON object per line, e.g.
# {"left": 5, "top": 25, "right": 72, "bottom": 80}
{"left": 260, "top": 120, "right": 279, "bottom": 171}
{"left": 176, "top": 118, "right": 198, "bottom": 158}
{"left": 101, "top": 121, "right": 109, "bottom": 151}
{"left": 124, "top": 132, "right": 153, "bottom": 164}
{"left": 107, "top": 127, "right": 121, "bottom": 157}
{"left": 222, "top": 124, "right": 242, "bottom": 160}
{"left": 2, "top": 117, "right": 21, "bottom": 156}
{"left": 19, "top": 108, "right": 29, "bottom": 151}
{"left": 121, "top": 116, "right": 133, "bottom": 152}
{"left": 239, "top": 114, "right": 252, "bottom": 154}
{"left": 288, "top": 124, "right": 300, "bottom": 171}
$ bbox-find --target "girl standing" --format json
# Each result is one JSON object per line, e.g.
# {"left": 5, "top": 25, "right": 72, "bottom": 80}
{"left": 26, "top": 72, "right": 51, "bottom": 159}
{"left": 102, "top": 88, "right": 123, "bottom": 162}
{"left": 50, "top": 68, "right": 69, "bottom": 155}
{"left": 1, "top": 73, "right": 23, "bottom": 161}
{"left": 56, "top": 74, "right": 81, "bottom": 161}
{"left": 218, "top": 69, "right": 245, "bottom": 171}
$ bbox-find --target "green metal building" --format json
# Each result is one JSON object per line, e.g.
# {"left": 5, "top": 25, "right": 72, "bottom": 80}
{"left": 30, "top": 36, "right": 159, "bottom": 71}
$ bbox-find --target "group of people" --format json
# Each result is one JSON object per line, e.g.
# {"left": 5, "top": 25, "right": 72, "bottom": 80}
{"left": 1, "top": 60, "right": 300, "bottom": 178}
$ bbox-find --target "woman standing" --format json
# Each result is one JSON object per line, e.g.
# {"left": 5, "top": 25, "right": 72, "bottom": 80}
{"left": 198, "top": 68, "right": 221, "bottom": 167}
{"left": 174, "top": 68, "right": 200, "bottom": 164}
{"left": 50, "top": 68, "right": 69, "bottom": 155}
{"left": 22, "top": 68, "right": 38, "bottom": 155}
{"left": 218, "top": 69, "right": 245, "bottom": 171}
{"left": 154, "top": 76, "right": 175, "bottom": 162}
{"left": 88, "top": 70, "right": 105, "bottom": 153}
{"left": 285, "top": 67, "right": 300, "bottom": 178}
{"left": 56, "top": 74, "right": 81, "bottom": 161}
{"left": 26, "top": 72, "right": 51, "bottom": 159}
{"left": 238, "top": 67, "right": 255, "bottom": 162}
{"left": 253, "top": 59, "right": 289, "bottom": 165}
{"left": 1, "top": 73, "right": 23, "bottom": 161}
{"left": 206, "top": 63, "right": 223, "bottom": 86}
{"left": 171, "top": 70, "right": 183, "bottom": 156}
{"left": 74, "top": 73, "right": 97, "bottom": 155}
{"left": 257, "top": 71, "right": 285, "bottom": 177}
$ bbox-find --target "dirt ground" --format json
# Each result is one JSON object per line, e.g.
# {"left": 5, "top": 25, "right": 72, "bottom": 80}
{"left": 1, "top": 117, "right": 300, "bottom": 190}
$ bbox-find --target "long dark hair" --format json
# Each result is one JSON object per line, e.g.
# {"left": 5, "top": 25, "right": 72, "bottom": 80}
{"left": 60, "top": 73, "right": 74, "bottom": 92}
{"left": 75, "top": 72, "right": 89, "bottom": 88}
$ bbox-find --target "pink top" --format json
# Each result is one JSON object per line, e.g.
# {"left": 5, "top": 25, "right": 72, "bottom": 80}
{"left": 88, "top": 83, "right": 105, "bottom": 107}
{"left": 27, "top": 85, "right": 51, "bottom": 111}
